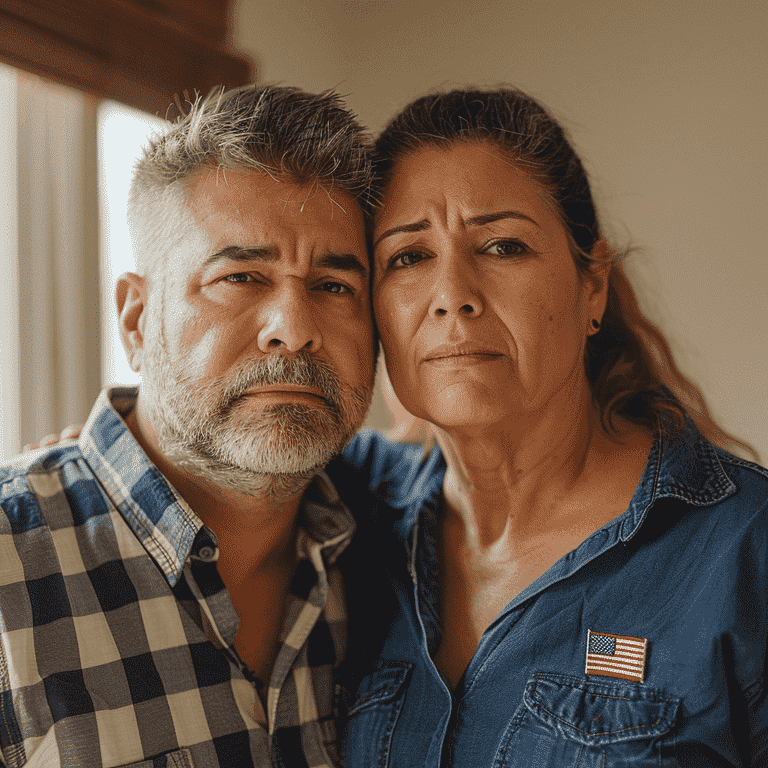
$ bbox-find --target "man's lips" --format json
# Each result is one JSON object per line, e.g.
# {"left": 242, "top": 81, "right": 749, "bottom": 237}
{"left": 240, "top": 384, "right": 327, "bottom": 402}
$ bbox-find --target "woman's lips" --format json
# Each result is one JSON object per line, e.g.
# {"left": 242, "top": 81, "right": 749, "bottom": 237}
{"left": 422, "top": 344, "right": 506, "bottom": 367}
{"left": 424, "top": 353, "right": 504, "bottom": 368}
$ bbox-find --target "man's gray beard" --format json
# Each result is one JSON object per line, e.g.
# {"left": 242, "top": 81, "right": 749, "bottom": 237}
{"left": 140, "top": 344, "right": 373, "bottom": 500}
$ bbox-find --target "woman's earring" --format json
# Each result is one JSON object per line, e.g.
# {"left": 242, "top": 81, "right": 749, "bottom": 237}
{"left": 590, "top": 318, "right": 601, "bottom": 332}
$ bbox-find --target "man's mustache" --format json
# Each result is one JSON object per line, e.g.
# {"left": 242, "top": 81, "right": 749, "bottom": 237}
{"left": 219, "top": 352, "right": 343, "bottom": 411}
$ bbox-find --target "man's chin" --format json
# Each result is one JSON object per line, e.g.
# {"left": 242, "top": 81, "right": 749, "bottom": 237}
{"left": 168, "top": 448, "right": 321, "bottom": 500}
{"left": 215, "top": 404, "right": 350, "bottom": 470}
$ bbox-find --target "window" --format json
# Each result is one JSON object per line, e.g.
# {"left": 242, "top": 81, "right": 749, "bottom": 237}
{"left": 0, "top": 63, "right": 20, "bottom": 461}
{"left": 98, "top": 101, "right": 165, "bottom": 386}
{"left": 0, "top": 65, "right": 164, "bottom": 459}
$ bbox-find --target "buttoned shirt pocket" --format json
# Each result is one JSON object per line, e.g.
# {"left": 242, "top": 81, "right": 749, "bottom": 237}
{"left": 494, "top": 673, "right": 680, "bottom": 768}
{"left": 343, "top": 661, "right": 413, "bottom": 767}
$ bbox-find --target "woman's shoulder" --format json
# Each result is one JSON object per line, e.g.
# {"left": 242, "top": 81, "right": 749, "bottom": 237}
{"left": 645, "top": 423, "right": 768, "bottom": 556}
{"left": 708, "top": 444, "right": 768, "bottom": 528}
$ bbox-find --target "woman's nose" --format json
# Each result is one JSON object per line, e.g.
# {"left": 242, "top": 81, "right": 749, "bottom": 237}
{"left": 428, "top": 259, "right": 483, "bottom": 318}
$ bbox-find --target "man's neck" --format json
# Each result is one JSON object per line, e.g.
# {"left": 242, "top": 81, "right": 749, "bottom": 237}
{"left": 124, "top": 405, "right": 308, "bottom": 574}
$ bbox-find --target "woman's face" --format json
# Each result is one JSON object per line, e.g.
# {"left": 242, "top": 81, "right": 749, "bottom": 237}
{"left": 372, "top": 141, "right": 608, "bottom": 431}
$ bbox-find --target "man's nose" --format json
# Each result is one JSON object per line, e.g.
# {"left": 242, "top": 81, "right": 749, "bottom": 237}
{"left": 256, "top": 281, "right": 323, "bottom": 354}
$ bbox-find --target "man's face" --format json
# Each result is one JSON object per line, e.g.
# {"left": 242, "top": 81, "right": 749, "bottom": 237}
{"left": 135, "top": 167, "right": 376, "bottom": 496}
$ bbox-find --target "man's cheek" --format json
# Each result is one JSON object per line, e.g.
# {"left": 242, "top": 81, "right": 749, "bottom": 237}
{"left": 176, "top": 325, "right": 219, "bottom": 373}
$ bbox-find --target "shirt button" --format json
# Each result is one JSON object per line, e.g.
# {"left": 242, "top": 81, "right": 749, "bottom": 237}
{"left": 198, "top": 545, "right": 216, "bottom": 561}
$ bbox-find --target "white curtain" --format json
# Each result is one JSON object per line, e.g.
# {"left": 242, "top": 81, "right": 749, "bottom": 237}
{"left": 0, "top": 64, "right": 101, "bottom": 460}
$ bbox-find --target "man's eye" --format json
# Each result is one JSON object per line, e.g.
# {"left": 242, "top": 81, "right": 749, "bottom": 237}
{"left": 224, "top": 273, "right": 254, "bottom": 283}
{"left": 391, "top": 251, "right": 427, "bottom": 268}
{"left": 320, "top": 282, "right": 350, "bottom": 294}
{"left": 482, "top": 240, "right": 528, "bottom": 257}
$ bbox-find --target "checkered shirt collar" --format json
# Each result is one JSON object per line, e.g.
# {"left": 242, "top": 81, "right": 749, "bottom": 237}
{"left": 79, "top": 387, "right": 356, "bottom": 586}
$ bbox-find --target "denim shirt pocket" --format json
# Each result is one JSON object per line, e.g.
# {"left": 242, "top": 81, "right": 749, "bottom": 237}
{"left": 495, "top": 673, "right": 680, "bottom": 768}
{"left": 343, "top": 661, "right": 413, "bottom": 768}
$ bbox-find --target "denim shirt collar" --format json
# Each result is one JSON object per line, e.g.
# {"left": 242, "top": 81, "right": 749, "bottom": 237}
{"left": 397, "top": 416, "right": 739, "bottom": 651}
{"left": 621, "top": 415, "right": 737, "bottom": 541}
{"left": 395, "top": 415, "right": 738, "bottom": 546}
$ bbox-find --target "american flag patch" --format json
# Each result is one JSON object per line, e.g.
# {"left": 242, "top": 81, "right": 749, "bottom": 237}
{"left": 585, "top": 630, "right": 648, "bottom": 682}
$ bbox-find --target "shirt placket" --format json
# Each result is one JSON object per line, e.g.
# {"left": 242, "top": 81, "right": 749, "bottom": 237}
{"left": 183, "top": 541, "right": 269, "bottom": 726}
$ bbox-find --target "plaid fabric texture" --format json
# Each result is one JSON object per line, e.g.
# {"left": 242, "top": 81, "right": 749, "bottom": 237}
{"left": 0, "top": 388, "right": 353, "bottom": 768}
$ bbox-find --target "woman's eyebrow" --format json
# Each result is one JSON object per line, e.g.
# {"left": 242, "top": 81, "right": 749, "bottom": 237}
{"left": 374, "top": 210, "right": 540, "bottom": 248}
{"left": 373, "top": 219, "right": 429, "bottom": 248}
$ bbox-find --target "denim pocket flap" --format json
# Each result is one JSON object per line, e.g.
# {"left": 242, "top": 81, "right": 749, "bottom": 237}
{"left": 347, "top": 660, "right": 413, "bottom": 715}
{"left": 524, "top": 673, "right": 680, "bottom": 747}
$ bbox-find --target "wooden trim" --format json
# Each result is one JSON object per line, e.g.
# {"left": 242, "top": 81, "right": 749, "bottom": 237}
{"left": 0, "top": 0, "right": 252, "bottom": 116}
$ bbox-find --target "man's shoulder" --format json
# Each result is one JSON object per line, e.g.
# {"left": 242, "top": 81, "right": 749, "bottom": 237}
{"left": 0, "top": 443, "right": 92, "bottom": 533}
{"left": 0, "top": 443, "right": 84, "bottom": 496}
{"left": 1, "top": 441, "right": 83, "bottom": 476}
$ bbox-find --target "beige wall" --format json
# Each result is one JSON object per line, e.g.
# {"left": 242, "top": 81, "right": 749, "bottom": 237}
{"left": 233, "top": 0, "right": 767, "bottom": 461}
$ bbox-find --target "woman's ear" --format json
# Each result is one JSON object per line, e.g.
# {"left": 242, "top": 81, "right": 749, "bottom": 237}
{"left": 116, "top": 272, "right": 148, "bottom": 373}
{"left": 583, "top": 239, "right": 612, "bottom": 326}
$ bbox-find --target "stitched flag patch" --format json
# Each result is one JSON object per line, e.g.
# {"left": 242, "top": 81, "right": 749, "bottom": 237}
{"left": 585, "top": 629, "right": 648, "bottom": 683}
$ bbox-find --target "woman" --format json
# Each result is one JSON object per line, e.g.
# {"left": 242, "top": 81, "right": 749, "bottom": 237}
{"left": 333, "top": 89, "right": 766, "bottom": 767}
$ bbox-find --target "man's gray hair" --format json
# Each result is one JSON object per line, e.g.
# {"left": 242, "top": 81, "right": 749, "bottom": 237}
{"left": 127, "top": 84, "right": 372, "bottom": 281}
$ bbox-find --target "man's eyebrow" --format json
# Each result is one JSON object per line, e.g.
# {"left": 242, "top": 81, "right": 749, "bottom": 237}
{"left": 314, "top": 252, "right": 368, "bottom": 277}
{"left": 202, "top": 246, "right": 278, "bottom": 268}
{"left": 374, "top": 210, "right": 540, "bottom": 248}
{"left": 201, "top": 246, "right": 367, "bottom": 276}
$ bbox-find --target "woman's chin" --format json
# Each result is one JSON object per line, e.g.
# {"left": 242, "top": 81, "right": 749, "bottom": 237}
{"left": 410, "top": 385, "right": 518, "bottom": 432}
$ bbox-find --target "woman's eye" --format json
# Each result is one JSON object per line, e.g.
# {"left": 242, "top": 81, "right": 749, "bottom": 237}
{"left": 391, "top": 251, "right": 427, "bottom": 268}
{"left": 483, "top": 240, "right": 528, "bottom": 257}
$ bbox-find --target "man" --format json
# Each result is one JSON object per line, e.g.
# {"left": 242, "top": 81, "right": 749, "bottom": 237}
{"left": 0, "top": 85, "right": 378, "bottom": 767}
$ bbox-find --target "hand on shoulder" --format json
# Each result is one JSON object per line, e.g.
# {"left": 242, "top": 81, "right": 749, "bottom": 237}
{"left": 22, "top": 424, "right": 82, "bottom": 452}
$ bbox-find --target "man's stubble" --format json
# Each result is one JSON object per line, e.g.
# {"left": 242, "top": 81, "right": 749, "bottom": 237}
{"left": 139, "top": 321, "right": 374, "bottom": 500}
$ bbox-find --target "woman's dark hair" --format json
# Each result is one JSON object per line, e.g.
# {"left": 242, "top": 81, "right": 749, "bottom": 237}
{"left": 370, "top": 88, "right": 756, "bottom": 458}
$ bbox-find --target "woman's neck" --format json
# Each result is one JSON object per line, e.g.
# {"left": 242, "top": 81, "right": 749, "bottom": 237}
{"left": 434, "top": 386, "right": 607, "bottom": 552}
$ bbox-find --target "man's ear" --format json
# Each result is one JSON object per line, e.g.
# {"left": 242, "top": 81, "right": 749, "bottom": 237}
{"left": 583, "top": 239, "right": 612, "bottom": 325}
{"left": 116, "top": 272, "right": 148, "bottom": 373}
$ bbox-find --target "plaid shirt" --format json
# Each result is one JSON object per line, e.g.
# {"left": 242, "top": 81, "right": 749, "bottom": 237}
{"left": 0, "top": 388, "right": 354, "bottom": 768}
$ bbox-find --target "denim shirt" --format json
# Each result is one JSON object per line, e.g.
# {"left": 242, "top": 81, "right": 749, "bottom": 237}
{"left": 329, "top": 421, "right": 768, "bottom": 767}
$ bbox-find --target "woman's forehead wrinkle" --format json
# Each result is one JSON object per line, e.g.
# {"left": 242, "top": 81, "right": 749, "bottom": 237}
{"left": 464, "top": 211, "right": 541, "bottom": 230}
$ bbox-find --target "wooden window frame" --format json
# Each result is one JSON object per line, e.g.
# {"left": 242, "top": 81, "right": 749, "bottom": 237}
{"left": 1, "top": 0, "right": 252, "bottom": 115}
